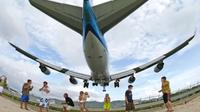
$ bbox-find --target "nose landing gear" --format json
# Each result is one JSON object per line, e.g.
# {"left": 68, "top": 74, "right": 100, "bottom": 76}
{"left": 103, "top": 86, "right": 106, "bottom": 92}
{"left": 102, "top": 83, "right": 109, "bottom": 92}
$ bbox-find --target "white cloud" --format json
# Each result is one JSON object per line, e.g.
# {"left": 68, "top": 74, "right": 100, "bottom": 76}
{"left": 0, "top": 0, "right": 200, "bottom": 101}
{"left": 0, "top": 0, "right": 31, "bottom": 47}
{"left": 106, "top": 0, "right": 200, "bottom": 62}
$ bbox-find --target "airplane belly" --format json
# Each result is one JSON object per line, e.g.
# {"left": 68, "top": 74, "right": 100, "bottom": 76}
{"left": 83, "top": 31, "right": 109, "bottom": 81}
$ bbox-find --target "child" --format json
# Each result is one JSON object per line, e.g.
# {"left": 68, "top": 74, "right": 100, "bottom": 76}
{"left": 104, "top": 94, "right": 111, "bottom": 112}
{"left": 83, "top": 92, "right": 89, "bottom": 112}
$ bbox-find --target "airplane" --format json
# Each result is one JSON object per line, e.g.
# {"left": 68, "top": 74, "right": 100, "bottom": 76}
{"left": 9, "top": 0, "right": 195, "bottom": 92}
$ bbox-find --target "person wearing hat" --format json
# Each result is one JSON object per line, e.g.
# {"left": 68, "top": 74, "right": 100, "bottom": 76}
{"left": 62, "top": 93, "right": 74, "bottom": 112}
{"left": 159, "top": 76, "right": 173, "bottom": 112}
{"left": 125, "top": 85, "right": 135, "bottom": 112}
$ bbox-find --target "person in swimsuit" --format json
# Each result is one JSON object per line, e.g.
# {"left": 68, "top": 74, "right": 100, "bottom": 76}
{"left": 20, "top": 79, "right": 33, "bottom": 110}
{"left": 39, "top": 81, "right": 50, "bottom": 112}
{"left": 83, "top": 92, "right": 89, "bottom": 112}
{"left": 104, "top": 94, "right": 111, "bottom": 112}
{"left": 79, "top": 91, "right": 85, "bottom": 112}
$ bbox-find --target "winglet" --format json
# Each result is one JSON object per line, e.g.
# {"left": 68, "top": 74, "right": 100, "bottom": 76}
{"left": 9, "top": 42, "right": 17, "bottom": 49}
{"left": 187, "top": 33, "right": 195, "bottom": 42}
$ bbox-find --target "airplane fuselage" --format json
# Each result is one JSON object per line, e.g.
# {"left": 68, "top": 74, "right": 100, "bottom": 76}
{"left": 82, "top": 0, "right": 109, "bottom": 85}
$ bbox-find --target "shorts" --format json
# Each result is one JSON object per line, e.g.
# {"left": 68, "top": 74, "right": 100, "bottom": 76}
{"left": 79, "top": 101, "right": 85, "bottom": 108}
{"left": 163, "top": 93, "right": 171, "bottom": 103}
{"left": 39, "top": 98, "right": 49, "bottom": 108}
{"left": 63, "top": 104, "right": 72, "bottom": 110}
{"left": 21, "top": 94, "right": 29, "bottom": 102}
{"left": 104, "top": 103, "right": 111, "bottom": 110}
{"left": 126, "top": 102, "right": 135, "bottom": 111}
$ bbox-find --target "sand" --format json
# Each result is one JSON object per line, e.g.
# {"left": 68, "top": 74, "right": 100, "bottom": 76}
{"left": 1, "top": 95, "right": 200, "bottom": 112}
{"left": 155, "top": 95, "right": 200, "bottom": 112}
{"left": 0, "top": 96, "right": 36, "bottom": 112}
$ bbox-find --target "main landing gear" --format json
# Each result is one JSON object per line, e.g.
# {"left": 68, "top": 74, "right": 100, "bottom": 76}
{"left": 114, "top": 79, "right": 120, "bottom": 88}
{"left": 83, "top": 80, "right": 89, "bottom": 88}
{"left": 92, "top": 83, "right": 98, "bottom": 86}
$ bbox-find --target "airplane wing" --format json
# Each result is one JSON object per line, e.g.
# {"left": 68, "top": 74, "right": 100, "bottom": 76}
{"left": 110, "top": 34, "right": 195, "bottom": 81}
{"left": 9, "top": 43, "right": 91, "bottom": 80}
{"left": 94, "top": 0, "right": 148, "bottom": 33}
{"left": 29, "top": 0, "right": 83, "bottom": 34}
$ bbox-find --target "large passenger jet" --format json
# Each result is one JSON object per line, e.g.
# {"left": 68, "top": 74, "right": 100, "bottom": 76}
{"left": 10, "top": 0, "right": 195, "bottom": 91}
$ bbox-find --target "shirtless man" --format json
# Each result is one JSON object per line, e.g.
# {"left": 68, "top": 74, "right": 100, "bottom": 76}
{"left": 39, "top": 81, "right": 50, "bottom": 112}
{"left": 20, "top": 79, "right": 33, "bottom": 110}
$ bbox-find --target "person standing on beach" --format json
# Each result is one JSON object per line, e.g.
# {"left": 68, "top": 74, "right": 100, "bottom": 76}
{"left": 83, "top": 92, "right": 89, "bottom": 112}
{"left": 104, "top": 94, "right": 111, "bottom": 112}
{"left": 125, "top": 85, "right": 135, "bottom": 112}
{"left": 0, "top": 78, "right": 4, "bottom": 95}
{"left": 79, "top": 91, "right": 85, "bottom": 112}
{"left": 20, "top": 79, "right": 33, "bottom": 110}
{"left": 39, "top": 81, "right": 50, "bottom": 112}
{"left": 159, "top": 76, "right": 174, "bottom": 112}
{"left": 79, "top": 91, "right": 89, "bottom": 112}
{"left": 62, "top": 93, "right": 74, "bottom": 112}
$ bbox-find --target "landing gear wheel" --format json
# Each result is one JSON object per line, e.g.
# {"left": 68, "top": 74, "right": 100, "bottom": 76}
{"left": 92, "top": 83, "right": 98, "bottom": 86}
{"left": 102, "top": 83, "right": 109, "bottom": 92}
{"left": 83, "top": 80, "right": 89, "bottom": 88}
{"left": 103, "top": 86, "right": 106, "bottom": 92}
{"left": 114, "top": 79, "right": 120, "bottom": 88}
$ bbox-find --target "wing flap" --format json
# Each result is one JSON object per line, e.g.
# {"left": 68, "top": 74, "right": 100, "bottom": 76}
{"left": 110, "top": 34, "right": 195, "bottom": 81}
{"left": 94, "top": 0, "right": 148, "bottom": 33}
{"left": 29, "top": 0, "right": 83, "bottom": 34}
{"left": 9, "top": 43, "right": 91, "bottom": 80}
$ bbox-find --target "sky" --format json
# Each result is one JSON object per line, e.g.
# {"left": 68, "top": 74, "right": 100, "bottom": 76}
{"left": 0, "top": 0, "right": 200, "bottom": 102}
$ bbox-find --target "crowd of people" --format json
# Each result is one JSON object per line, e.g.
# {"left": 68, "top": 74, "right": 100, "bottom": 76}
{"left": 0, "top": 76, "right": 174, "bottom": 112}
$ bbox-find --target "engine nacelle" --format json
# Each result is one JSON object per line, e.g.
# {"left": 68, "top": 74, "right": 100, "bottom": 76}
{"left": 39, "top": 64, "right": 50, "bottom": 75}
{"left": 154, "top": 62, "right": 164, "bottom": 73}
{"left": 128, "top": 76, "right": 136, "bottom": 83}
{"left": 69, "top": 77, "right": 78, "bottom": 85}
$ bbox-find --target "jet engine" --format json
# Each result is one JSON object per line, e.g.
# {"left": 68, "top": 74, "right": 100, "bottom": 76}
{"left": 154, "top": 62, "right": 164, "bottom": 73}
{"left": 39, "top": 64, "right": 50, "bottom": 75}
{"left": 128, "top": 76, "right": 136, "bottom": 83}
{"left": 69, "top": 76, "right": 78, "bottom": 85}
